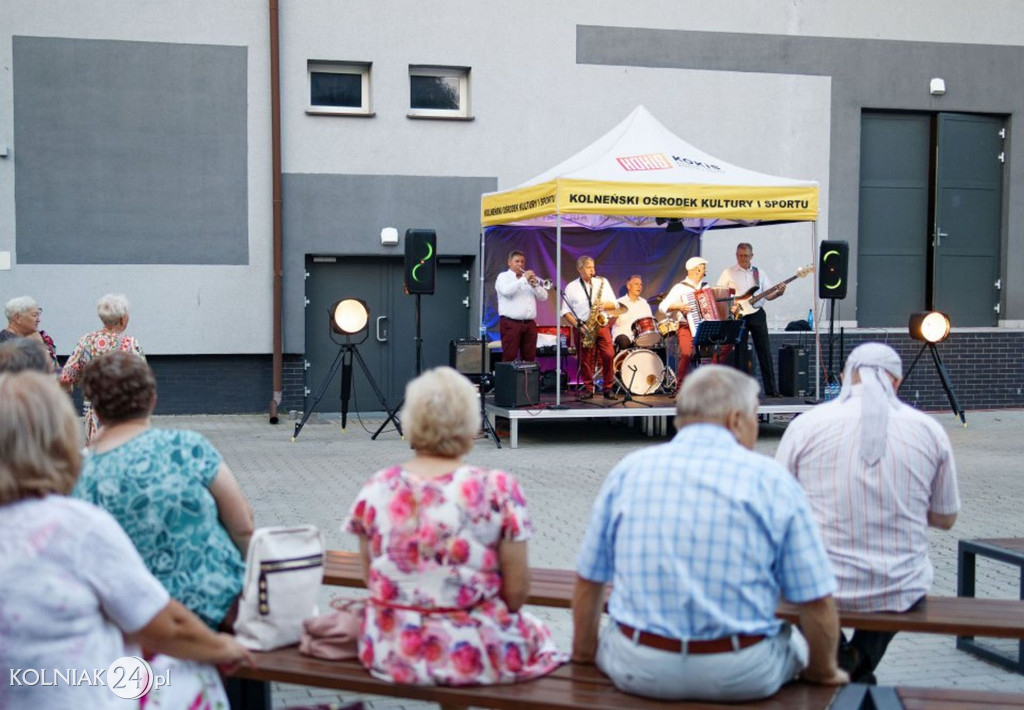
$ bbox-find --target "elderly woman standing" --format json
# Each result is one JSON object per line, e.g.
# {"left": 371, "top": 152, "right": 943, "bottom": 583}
{"left": 1, "top": 295, "right": 60, "bottom": 371}
{"left": 60, "top": 293, "right": 145, "bottom": 444}
{"left": 73, "top": 352, "right": 252, "bottom": 630}
{"left": 0, "top": 371, "right": 252, "bottom": 710}
{"left": 344, "top": 366, "right": 566, "bottom": 688}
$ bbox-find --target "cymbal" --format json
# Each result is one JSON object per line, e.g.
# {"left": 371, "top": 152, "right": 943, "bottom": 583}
{"left": 605, "top": 304, "right": 628, "bottom": 317}
{"left": 647, "top": 292, "right": 667, "bottom": 304}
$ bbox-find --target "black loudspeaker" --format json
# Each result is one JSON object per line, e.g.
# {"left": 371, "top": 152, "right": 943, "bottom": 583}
{"left": 449, "top": 339, "right": 491, "bottom": 376}
{"left": 493, "top": 361, "right": 539, "bottom": 407}
{"left": 404, "top": 229, "right": 437, "bottom": 294}
{"left": 539, "top": 369, "right": 569, "bottom": 393}
{"left": 778, "top": 345, "right": 810, "bottom": 397}
{"left": 818, "top": 240, "right": 849, "bottom": 300}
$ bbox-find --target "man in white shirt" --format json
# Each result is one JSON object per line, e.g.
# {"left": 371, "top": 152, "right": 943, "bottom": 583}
{"left": 561, "top": 255, "right": 620, "bottom": 400}
{"left": 717, "top": 243, "right": 784, "bottom": 397}
{"left": 660, "top": 257, "right": 708, "bottom": 388}
{"left": 611, "top": 275, "right": 654, "bottom": 350}
{"left": 775, "top": 342, "right": 960, "bottom": 683}
{"left": 494, "top": 250, "right": 549, "bottom": 362}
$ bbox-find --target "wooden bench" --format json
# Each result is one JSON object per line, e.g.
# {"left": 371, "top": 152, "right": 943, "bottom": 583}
{"left": 325, "top": 550, "right": 1024, "bottom": 639}
{"left": 228, "top": 550, "right": 1024, "bottom": 710}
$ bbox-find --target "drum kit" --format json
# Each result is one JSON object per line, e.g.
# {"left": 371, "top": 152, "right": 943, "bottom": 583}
{"left": 609, "top": 304, "right": 681, "bottom": 396}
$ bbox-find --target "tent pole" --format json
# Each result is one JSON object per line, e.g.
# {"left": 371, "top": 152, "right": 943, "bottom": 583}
{"left": 554, "top": 214, "right": 563, "bottom": 408}
{"left": 812, "top": 220, "right": 821, "bottom": 401}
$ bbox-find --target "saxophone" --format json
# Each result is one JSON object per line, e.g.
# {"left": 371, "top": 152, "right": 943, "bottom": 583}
{"left": 580, "top": 279, "right": 605, "bottom": 349}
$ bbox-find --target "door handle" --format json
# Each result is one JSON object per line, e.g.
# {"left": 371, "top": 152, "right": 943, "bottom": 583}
{"left": 376, "top": 316, "right": 388, "bottom": 342}
{"left": 936, "top": 230, "right": 948, "bottom": 247}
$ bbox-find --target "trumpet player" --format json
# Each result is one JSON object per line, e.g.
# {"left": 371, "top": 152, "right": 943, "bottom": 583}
{"left": 495, "top": 250, "right": 549, "bottom": 362}
{"left": 561, "top": 255, "right": 619, "bottom": 401}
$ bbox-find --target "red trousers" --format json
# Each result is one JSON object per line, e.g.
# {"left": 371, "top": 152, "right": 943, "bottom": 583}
{"left": 580, "top": 325, "right": 615, "bottom": 393}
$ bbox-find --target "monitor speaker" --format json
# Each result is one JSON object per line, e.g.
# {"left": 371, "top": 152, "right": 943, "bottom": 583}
{"left": 778, "top": 345, "right": 810, "bottom": 397}
{"left": 493, "top": 361, "right": 539, "bottom": 408}
{"left": 449, "top": 339, "right": 490, "bottom": 375}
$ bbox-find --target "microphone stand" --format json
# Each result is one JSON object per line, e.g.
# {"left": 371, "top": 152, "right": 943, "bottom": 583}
{"left": 611, "top": 363, "right": 652, "bottom": 408}
{"left": 560, "top": 284, "right": 600, "bottom": 409}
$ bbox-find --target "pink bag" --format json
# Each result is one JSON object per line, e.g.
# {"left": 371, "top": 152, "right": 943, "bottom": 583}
{"left": 298, "top": 599, "right": 364, "bottom": 661}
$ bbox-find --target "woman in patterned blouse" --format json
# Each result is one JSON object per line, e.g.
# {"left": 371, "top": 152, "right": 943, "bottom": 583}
{"left": 60, "top": 293, "right": 145, "bottom": 444}
{"left": 72, "top": 351, "right": 254, "bottom": 630}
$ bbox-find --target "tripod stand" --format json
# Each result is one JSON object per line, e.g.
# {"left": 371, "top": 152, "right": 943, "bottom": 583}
{"left": 477, "top": 323, "right": 501, "bottom": 447}
{"left": 904, "top": 341, "right": 967, "bottom": 426}
{"left": 292, "top": 335, "right": 402, "bottom": 442}
{"left": 610, "top": 363, "right": 653, "bottom": 408}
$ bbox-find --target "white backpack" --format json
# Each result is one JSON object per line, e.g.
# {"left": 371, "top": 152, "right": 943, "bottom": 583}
{"left": 234, "top": 525, "right": 324, "bottom": 650}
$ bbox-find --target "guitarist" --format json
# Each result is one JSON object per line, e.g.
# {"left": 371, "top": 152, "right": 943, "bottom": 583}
{"left": 717, "top": 243, "right": 784, "bottom": 398}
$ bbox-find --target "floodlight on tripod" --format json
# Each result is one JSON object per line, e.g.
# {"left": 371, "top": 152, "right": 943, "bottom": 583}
{"left": 291, "top": 298, "right": 402, "bottom": 441}
{"left": 904, "top": 311, "right": 965, "bottom": 426}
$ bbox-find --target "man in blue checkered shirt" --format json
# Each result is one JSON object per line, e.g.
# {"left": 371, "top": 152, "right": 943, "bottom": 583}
{"left": 573, "top": 366, "right": 848, "bottom": 702}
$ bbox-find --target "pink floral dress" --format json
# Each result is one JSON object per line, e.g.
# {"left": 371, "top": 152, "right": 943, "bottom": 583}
{"left": 344, "top": 464, "right": 566, "bottom": 686}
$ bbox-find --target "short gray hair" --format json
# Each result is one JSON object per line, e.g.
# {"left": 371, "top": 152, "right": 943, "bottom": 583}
{"left": 0, "top": 339, "right": 53, "bottom": 374}
{"left": 401, "top": 367, "right": 479, "bottom": 457}
{"left": 674, "top": 365, "right": 759, "bottom": 427}
{"left": 576, "top": 255, "right": 594, "bottom": 270}
{"left": 97, "top": 294, "right": 130, "bottom": 327}
{"left": 4, "top": 296, "right": 38, "bottom": 322}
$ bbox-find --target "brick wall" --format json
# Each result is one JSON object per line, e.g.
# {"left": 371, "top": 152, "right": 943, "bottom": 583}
{"left": 71, "top": 331, "right": 1019, "bottom": 415}
{"left": 769, "top": 330, "right": 1024, "bottom": 411}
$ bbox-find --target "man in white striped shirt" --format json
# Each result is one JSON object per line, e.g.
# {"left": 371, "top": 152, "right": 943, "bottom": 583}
{"left": 775, "top": 342, "right": 960, "bottom": 683}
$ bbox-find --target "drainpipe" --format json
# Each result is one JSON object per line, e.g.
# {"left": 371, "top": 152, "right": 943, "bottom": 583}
{"left": 268, "top": 0, "right": 284, "bottom": 423}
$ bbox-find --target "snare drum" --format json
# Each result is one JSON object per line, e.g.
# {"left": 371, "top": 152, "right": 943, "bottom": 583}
{"left": 614, "top": 348, "right": 665, "bottom": 395}
{"left": 631, "top": 317, "right": 661, "bottom": 348}
{"left": 657, "top": 318, "right": 679, "bottom": 337}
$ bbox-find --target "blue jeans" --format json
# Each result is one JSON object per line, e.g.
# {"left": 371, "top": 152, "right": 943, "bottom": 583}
{"left": 596, "top": 622, "right": 808, "bottom": 702}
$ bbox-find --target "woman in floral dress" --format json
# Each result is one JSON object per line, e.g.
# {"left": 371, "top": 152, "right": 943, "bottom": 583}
{"left": 344, "top": 366, "right": 566, "bottom": 687}
{"left": 60, "top": 293, "right": 145, "bottom": 444}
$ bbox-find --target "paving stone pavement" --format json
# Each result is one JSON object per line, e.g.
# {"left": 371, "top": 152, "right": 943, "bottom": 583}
{"left": 152, "top": 408, "right": 1024, "bottom": 708}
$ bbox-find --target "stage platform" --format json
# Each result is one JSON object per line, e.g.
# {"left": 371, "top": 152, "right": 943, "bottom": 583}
{"left": 485, "top": 391, "right": 818, "bottom": 448}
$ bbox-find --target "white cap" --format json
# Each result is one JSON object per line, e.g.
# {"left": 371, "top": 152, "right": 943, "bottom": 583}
{"left": 685, "top": 256, "right": 708, "bottom": 271}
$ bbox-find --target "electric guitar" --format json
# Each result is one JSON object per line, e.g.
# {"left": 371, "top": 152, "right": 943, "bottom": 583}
{"left": 734, "top": 264, "right": 814, "bottom": 317}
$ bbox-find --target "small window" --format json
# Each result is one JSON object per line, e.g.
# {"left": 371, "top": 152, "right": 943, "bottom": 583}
{"left": 308, "top": 62, "right": 372, "bottom": 116}
{"left": 409, "top": 66, "right": 471, "bottom": 119}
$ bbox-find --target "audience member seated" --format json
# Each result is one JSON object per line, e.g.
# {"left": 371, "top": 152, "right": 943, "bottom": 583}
{"left": 776, "top": 342, "right": 960, "bottom": 683}
{"left": 1, "top": 295, "right": 60, "bottom": 371}
{"left": 60, "top": 293, "right": 146, "bottom": 444}
{"left": 344, "top": 366, "right": 567, "bottom": 687}
{"left": 0, "top": 337, "right": 53, "bottom": 374}
{"left": 0, "top": 371, "right": 252, "bottom": 710}
{"left": 73, "top": 352, "right": 253, "bottom": 631}
{"left": 573, "top": 365, "right": 848, "bottom": 702}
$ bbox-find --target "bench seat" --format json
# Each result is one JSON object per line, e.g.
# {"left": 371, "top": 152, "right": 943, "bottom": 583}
{"left": 324, "top": 550, "right": 1024, "bottom": 638}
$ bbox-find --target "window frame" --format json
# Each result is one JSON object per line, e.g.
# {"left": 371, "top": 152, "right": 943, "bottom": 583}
{"left": 307, "top": 61, "right": 373, "bottom": 117}
{"left": 407, "top": 65, "right": 472, "bottom": 120}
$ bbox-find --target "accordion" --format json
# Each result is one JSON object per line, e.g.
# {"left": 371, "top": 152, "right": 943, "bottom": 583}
{"left": 684, "top": 287, "right": 732, "bottom": 335}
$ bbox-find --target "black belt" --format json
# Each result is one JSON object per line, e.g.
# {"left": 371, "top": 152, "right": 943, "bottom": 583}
{"left": 500, "top": 316, "right": 534, "bottom": 323}
{"left": 617, "top": 623, "right": 765, "bottom": 654}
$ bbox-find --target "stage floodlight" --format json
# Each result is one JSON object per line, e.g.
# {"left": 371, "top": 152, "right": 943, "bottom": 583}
{"left": 330, "top": 299, "right": 369, "bottom": 336}
{"left": 908, "top": 311, "right": 951, "bottom": 343}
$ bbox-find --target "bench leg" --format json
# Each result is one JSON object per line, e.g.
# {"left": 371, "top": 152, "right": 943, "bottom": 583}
{"left": 226, "top": 677, "right": 270, "bottom": 710}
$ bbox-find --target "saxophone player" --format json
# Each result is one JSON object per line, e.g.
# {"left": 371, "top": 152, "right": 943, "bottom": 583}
{"left": 660, "top": 256, "right": 708, "bottom": 389}
{"left": 561, "top": 255, "right": 620, "bottom": 400}
{"left": 495, "top": 250, "right": 549, "bottom": 362}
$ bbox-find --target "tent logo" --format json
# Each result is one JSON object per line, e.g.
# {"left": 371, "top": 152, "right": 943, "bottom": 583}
{"left": 671, "top": 155, "right": 722, "bottom": 172}
{"left": 616, "top": 153, "right": 672, "bottom": 171}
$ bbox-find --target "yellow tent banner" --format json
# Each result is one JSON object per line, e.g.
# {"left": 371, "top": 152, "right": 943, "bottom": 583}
{"left": 482, "top": 179, "right": 818, "bottom": 226}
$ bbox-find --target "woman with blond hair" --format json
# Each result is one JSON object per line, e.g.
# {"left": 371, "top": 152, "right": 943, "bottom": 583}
{"left": 0, "top": 371, "right": 252, "bottom": 710}
{"left": 60, "top": 293, "right": 145, "bottom": 443}
{"left": 344, "top": 366, "right": 566, "bottom": 688}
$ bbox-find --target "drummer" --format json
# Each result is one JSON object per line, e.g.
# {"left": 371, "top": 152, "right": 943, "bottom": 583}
{"left": 610, "top": 275, "right": 655, "bottom": 351}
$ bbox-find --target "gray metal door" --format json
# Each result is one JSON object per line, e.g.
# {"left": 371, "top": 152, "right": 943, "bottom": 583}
{"left": 304, "top": 255, "right": 473, "bottom": 413}
{"left": 857, "top": 113, "right": 931, "bottom": 326}
{"left": 933, "top": 113, "right": 1003, "bottom": 326}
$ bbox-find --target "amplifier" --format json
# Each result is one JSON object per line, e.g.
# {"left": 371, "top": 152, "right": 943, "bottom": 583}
{"left": 493, "top": 361, "right": 540, "bottom": 408}
{"left": 449, "top": 339, "right": 491, "bottom": 376}
{"left": 778, "top": 345, "right": 810, "bottom": 397}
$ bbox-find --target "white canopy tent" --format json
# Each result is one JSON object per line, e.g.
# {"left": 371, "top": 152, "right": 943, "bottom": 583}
{"left": 480, "top": 105, "right": 821, "bottom": 405}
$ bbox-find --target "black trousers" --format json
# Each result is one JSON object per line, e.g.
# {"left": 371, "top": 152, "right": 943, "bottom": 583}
{"left": 741, "top": 308, "right": 777, "bottom": 395}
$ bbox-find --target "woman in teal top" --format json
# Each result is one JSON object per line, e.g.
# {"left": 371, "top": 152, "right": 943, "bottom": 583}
{"left": 73, "top": 352, "right": 253, "bottom": 629}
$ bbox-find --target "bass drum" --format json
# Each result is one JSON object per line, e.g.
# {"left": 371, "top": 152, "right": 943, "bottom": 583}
{"left": 614, "top": 349, "right": 665, "bottom": 395}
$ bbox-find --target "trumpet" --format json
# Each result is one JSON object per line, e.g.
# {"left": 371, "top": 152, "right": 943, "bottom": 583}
{"left": 529, "top": 276, "right": 553, "bottom": 290}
